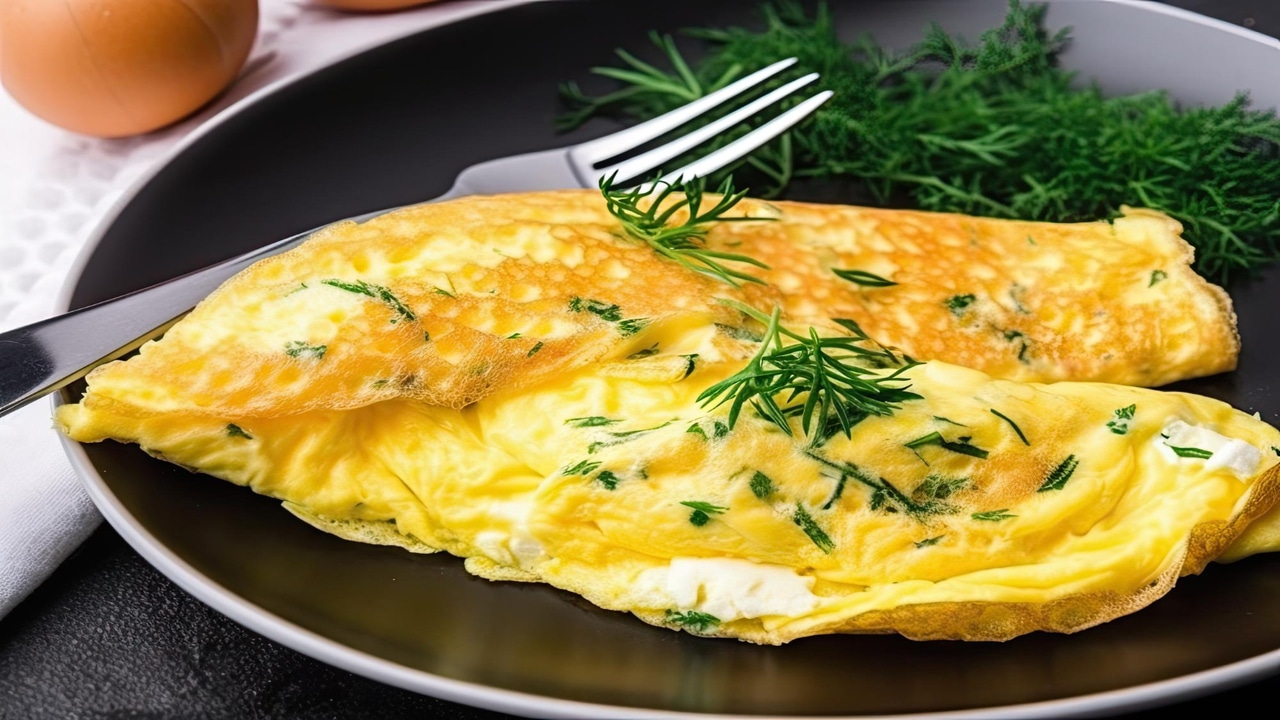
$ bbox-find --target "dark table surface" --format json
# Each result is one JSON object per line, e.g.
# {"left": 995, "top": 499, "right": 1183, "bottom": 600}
{"left": 4, "top": 1, "right": 1280, "bottom": 718}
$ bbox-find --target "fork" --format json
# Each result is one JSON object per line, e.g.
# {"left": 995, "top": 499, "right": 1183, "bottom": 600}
{"left": 0, "top": 57, "right": 832, "bottom": 419}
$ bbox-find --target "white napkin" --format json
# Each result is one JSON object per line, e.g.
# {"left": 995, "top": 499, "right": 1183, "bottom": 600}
{"left": 0, "top": 0, "right": 527, "bottom": 619}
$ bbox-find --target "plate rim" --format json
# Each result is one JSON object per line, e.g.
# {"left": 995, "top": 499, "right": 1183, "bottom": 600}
{"left": 52, "top": 0, "right": 1280, "bottom": 717}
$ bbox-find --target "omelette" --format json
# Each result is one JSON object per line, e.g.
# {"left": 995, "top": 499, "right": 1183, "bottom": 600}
{"left": 56, "top": 189, "right": 1280, "bottom": 644}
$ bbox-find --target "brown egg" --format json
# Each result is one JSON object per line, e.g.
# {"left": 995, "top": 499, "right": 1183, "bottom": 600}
{"left": 0, "top": 0, "right": 258, "bottom": 137}
{"left": 312, "top": 0, "right": 439, "bottom": 11}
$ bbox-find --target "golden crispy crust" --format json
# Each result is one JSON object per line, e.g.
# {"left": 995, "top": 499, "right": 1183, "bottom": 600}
{"left": 57, "top": 190, "right": 1266, "bottom": 645}
{"left": 74, "top": 191, "right": 1235, "bottom": 423}
{"left": 732, "top": 202, "right": 1239, "bottom": 387}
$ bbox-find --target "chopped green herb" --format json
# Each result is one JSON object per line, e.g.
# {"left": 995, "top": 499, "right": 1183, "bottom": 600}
{"left": 587, "top": 421, "right": 672, "bottom": 453}
{"left": 833, "top": 268, "right": 897, "bottom": 287}
{"left": 914, "top": 535, "right": 945, "bottom": 548}
{"left": 932, "top": 416, "right": 967, "bottom": 427}
{"left": 1169, "top": 445, "right": 1214, "bottom": 459}
{"left": 679, "top": 354, "right": 699, "bottom": 379}
{"left": 821, "top": 472, "right": 848, "bottom": 510}
{"left": 616, "top": 317, "right": 651, "bottom": 336}
{"left": 562, "top": 459, "right": 602, "bottom": 477}
{"left": 527, "top": 341, "right": 545, "bottom": 357}
{"left": 793, "top": 504, "right": 835, "bottom": 553}
{"left": 686, "top": 419, "right": 730, "bottom": 440}
{"left": 226, "top": 424, "right": 253, "bottom": 440}
{"left": 566, "top": 416, "right": 620, "bottom": 428}
{"left": 913, "top": 475, "right": 968, "bottom": 503}
{"left": 716, "top": 323, "right": 763, "bottom": 342}
{"left": 946, "top": 294, "right": 976, "bottom": 316}
{"left": 699, "top": 302, "right": 919, "bottom": 446}
{"left": 321, "top": 279, "right": 416, "bottom": 323}
{"left": 1149, "top": 269, "right": 1168, "bottom": 287}
{"left": 596, "top": 470, "right": 622, "bottom": 490}
{"left": 423, "top": 331, "right": 431, "bottom": 342}
{"left": 371, "top": 379, "right": 389, "bottom": 389}
{"left": 972, "top": 509, "right": 1017, "bottom": 522}
{"left": 665, "top": 609, "right": 720, "bottom": 631}
{"left": 681, "top": 501, "right": 729, "bottom": 514}
{"left": 284, "top": 341, "right": 327, "bottom": 360}
{"left": 807, "top": 452, "right": 951, "bottom": 519}
{"left": 629, "top": 344, "right": 660, "bottom": 359}
{"left": 681, "top": 501, "right": 728, "bottom": 526}
{"left": 1037, "top": 454, "right": 1079, "bottom": 492}
{"left": 569, "top": 296, "right": 623, "bottom": 322}
{"left": 434, "top": 287, "right": 455, "bottom": 298}
{"left": 284, "top": 282, "right": 308, "bottom": 296}
{"left": 990, "top": 408, "right": 1030, "bottom": 445}
{"left": 601, "top": 174, "right": 773, "bottom": 287}
{"left": 1107, "top": 404, "right": 1137, "bottom": 435}
{"left": 507, "top": 332, "right": 522, "bottom": 339}
{"left": 749, "top": 471, "right": 775, "bottom": 499}
{"left": 1272, "top": 446, "right": 1280, "bottom": 457}
{"left": 1002, "top": 330, "right": 1032, "bottom": 364}
{"left": 904, "top": 431, "right": 990, "bottom": 459}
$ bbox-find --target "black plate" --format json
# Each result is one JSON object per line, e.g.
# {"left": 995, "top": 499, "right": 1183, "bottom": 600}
{"left": 59, "top": 0, "right": 1280, "bottom": 716}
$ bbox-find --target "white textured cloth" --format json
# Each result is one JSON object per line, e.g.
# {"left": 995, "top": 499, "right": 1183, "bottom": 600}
{"left": 0, "top": 0, "right": 527, "bottom": 618}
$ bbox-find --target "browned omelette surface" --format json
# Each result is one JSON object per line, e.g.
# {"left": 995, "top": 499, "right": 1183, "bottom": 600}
{"left": 57, "top": 189, "right": 1280, "bottom": 645}
{"left": 79, "top": 190, "right": 1235, "bottom": 423}
{"left": 729, "top": 200, "right": 1237, "bottom": 387}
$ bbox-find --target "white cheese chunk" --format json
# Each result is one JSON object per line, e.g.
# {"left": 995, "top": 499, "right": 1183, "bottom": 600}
{"left": 472, "top": 500, "right": 544, "bottom": 568}
{"left": 1155, "top": 420, "right": 1261, "bottom": 479}
{"left": 665, "top": 557, "right": 819, "bottom": 621}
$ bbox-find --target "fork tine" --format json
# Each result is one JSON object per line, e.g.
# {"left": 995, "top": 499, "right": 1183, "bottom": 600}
{"left": 596, "top": 72, "right": 821, "bottom": 186}
{"left": 571, "top": 57, "right": 798, "bottom": 165}
{"left": 647, "top": 90, "right": 834, "bottom": 189}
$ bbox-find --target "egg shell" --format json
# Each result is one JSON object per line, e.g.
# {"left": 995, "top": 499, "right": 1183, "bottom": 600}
{"left": 0, "top": 0, "right": 259, "bottom": 137}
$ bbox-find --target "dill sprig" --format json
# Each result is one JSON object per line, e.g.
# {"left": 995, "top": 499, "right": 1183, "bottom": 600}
{"left": 601, "top": 174, "right": 773, "bottom": 286}
{"left": 698, "top": 301, "right": 920, "bottom": 445}
{"left": 561, "top": 0, "right": 1280, "bottom": 282}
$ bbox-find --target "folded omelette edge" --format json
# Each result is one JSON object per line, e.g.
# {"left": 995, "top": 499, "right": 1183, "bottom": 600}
{"left": 55, "top": 190, "right": 1275, "bottom": 644}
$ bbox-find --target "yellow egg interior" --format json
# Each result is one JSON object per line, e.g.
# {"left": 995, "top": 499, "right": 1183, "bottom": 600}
{"left": 54, "top": 190, "right": 1280, "bottom": 644}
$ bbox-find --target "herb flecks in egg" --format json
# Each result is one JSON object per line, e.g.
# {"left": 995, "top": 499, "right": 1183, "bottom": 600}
{"left": 321, "top": 279, "right": 416, "bottom": 323}
{"left": 681, "top": 501, "right": 728, "bottom": 526}
{"left": 990, "top": 408, "right": 1031, "bottom": 445}
{"left": 792, "top": 504, "right": 835, "bottom": 553}
{"left": 284, "top": 341, "right": 327, "bottom": 360}
{"left": 1108, "top": 405, "right": 1137, "bottom": 435}
{"left": 904, "top": 432, "right": 990, "bottom": 459}
{"left": 833, "top": 268, "right": 897, "bottom": 287}
{"left": 665, "top": 609, "right": 721, "bottom": 631}
{"left": 226, "top": 424, "right": 253, "bottom": 440}
{"left": 1037, "top": 455, "right": 1080, "bottom": 492}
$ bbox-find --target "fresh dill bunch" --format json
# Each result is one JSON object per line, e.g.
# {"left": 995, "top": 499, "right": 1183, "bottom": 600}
{"left": 698, "top": 301, "right": 920, "bottom": 445}
{"left": 560, "top": 0, "right": 1280, "bottom": 282}
{"left": 601, "top": 174, "right": 773, "bottom": 286}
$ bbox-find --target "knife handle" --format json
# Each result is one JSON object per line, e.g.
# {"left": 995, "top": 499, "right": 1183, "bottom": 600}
{"left": 0, "top": 225, "right": 319, "bottom": 419}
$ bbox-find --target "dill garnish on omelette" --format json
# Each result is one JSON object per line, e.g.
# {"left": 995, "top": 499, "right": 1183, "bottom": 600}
{"left": 57, "top": 183, "right": 1280, "bottom": 644}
